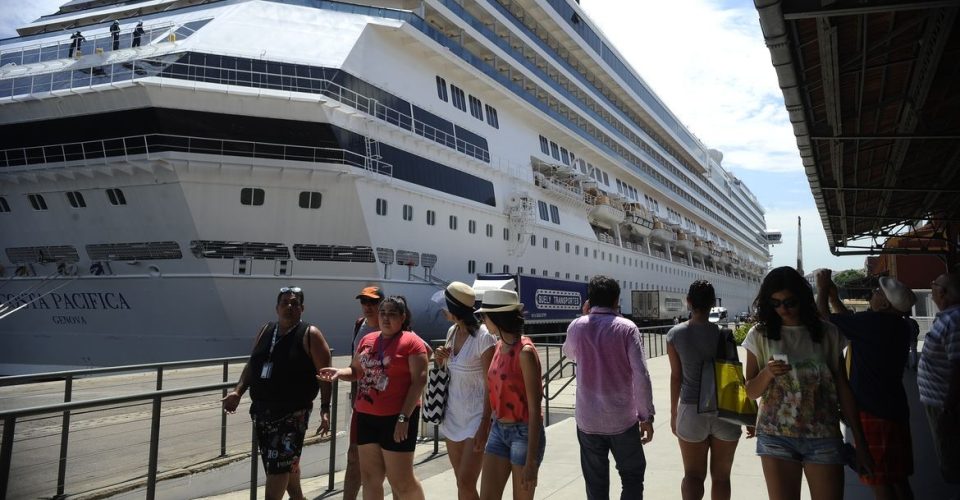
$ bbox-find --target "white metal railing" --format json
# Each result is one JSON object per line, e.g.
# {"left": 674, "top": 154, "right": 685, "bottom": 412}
{"left": 0, "top": 21, "right": 177, "bottom": 67}
{"left": 0, "top": 133, "right": 394, "bottom": 176}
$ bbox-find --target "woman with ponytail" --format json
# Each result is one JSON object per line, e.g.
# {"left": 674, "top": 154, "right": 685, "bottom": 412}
{"left": 433, "top": 281, "right": 497, "bottom": 500}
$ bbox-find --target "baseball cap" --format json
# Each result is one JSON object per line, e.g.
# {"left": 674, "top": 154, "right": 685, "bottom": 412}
{"left": 356, "top": 286, "right": 384, "bottom": 301}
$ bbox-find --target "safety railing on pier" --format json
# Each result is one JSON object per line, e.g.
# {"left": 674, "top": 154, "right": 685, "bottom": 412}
{"left": 0, "top": 355, "right": 345, "bottom": 500}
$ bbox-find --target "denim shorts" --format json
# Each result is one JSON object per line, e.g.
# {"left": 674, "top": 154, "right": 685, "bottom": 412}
{"left": 756, "top": 434, "right": 844, "bottom": 465}
{"left": 484, "top": 420, "right": 546, "bottom": 466}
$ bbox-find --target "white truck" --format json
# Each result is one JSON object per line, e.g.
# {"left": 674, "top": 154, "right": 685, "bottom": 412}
{"left": 630, "top": 290, "right": 687, "bottom": 325}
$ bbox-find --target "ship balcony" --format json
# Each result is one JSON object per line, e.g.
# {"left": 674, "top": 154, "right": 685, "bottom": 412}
{"left": 692, "top": 237, "right": 709, "bottom": 257}
{"left": 623, "top": 205, "right": 653, "bottom": 237}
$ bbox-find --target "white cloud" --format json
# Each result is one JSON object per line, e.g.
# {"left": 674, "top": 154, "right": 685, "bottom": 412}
{"left": 0, "top": 0, "right": 64, "bottom": 39}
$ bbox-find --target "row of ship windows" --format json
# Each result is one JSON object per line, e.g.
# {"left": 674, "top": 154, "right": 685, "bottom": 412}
{"left": 466, "top": 262, "right": 704, "bottom": 294}
{"left": 436, "top": 76, "right": 500, "bottom": 129}
{"left": 0, "top": 189, "right": 128, "bottom": 212}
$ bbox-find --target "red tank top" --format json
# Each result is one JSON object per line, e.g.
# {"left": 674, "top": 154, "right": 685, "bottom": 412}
{"left": 487, "top": 336, "right": 542, "bottom": 422}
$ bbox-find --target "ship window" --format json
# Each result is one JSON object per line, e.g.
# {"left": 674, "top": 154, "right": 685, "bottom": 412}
{"left": 274, "top": 259, "right": 291, "bottom": 276}
{"left": 575, "top": 245, "right": 580, "bottom": 255}
{"left": 530, "top": 268, "right": 536, "bottom": 275}
{"left": 468, "top": 220, "right": 476, "bottom": 234}
{"left": 602, "top": 172, "right": 610, "bottom": 186}
{"left": 239, "top": 187, "right": 262, "bottom": 206}
{"left": 560, "top": 147, "right": 569, "bottom": 165}
{"left": 66, "top": 191, "right": 86, "bottom": 208}
{"left": 233, "top": 258, "right": 251, "bottom": 275}
{"left": 402, "top": 204, "right": 413, "bottom": 221}
{"left": 0, "top": 197, "right": 9, "bottom": 212}
{"left": 530, "top": 234, "right": 536, "bottom": 246}
{"left": 451, "top": 85, "right": 466, "bottom": 112}
{"left": 469, "top": 95, "right": 483, "bottom": 120}
{"left": 87, "top": 241, "right": 182, "bottom": 261}
{"left": 6, "top": 245, "right": 80, "bottom": 263}
{"left": 436, "top": 76, "right": 448, "bottom": 102}
{"left": 298, "top": 191, "right": 322, "bottom": 209}
{"left": 555, "top": 240, "right": 560, "bottom": 251}
{"left": 576, "top": 274, "right": 580, "bottom": 280}
{"left": 543, "top": 238, "right": 548, "bottom": 249}
{"left": 517, "top": 266, "right": 523, "bottom": 274}
{"left": 292, "top": 244, "right": 375, "bottom": 262}
{"left": 550, "top": 205, "right": 560, "bottom": 224}
{"left": 503, "top": 228, "right": 509, "bottom": 241}
{"left": 503, "top": 265, "right": 509, "bottom": 273}
{"left": 449, "top": 215, "right": 458, "bottom": 230}
{"left": 485, "top": 262, "right": 493, "bottom": 273}
{"left": 427, "top": 210, "right": 436, "bottom": 226}
{"left": 539, "top": 135, "right": 549, "bottom": 155}
{"left": 376, "top": 198, "right": 387, "bottom": 216}
{"left": 538, "top": 200, "right": 549, "bottom": 221}
{"left": 468, "top": 260, "right": 476, "bottom": 273}
{"left": 486, "top": 224, "right": 493, "bottom": 237}
{"left": 565, "top": 242, "right": 570, "bottom": 253}
{"left": 485, "top": 105, "right": 499, "bottom": 128}
{"left": 28, "top": 193, "right": 48, "bottom": 211}
{"left": 549, "top": 141, "right": 560, "bottom": 160}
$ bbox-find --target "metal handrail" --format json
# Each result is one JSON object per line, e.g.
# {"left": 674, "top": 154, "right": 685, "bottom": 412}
{"left": 0, "top": 21, "right": 177, "bottom": 65}
{"left": 0, "top": 133, "right": 395, "bottom": 175}
{"left": 0, "top": 373, "right": 342, "bottom": 500}
{"left": 0, "top": 355, "right": 247, "bottom": 387}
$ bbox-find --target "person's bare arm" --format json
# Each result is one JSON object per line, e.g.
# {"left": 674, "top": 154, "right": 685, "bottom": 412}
{"left": 744, "top": 350, "right": 790, "bottom": 400}
{"left": 473, "top": 345, "right": 496, "bottom": 450}
{"left": 392, "top": 352, "right": 428, "bottom": 443}
{"left": 519, "top": 345, "right": 543, "bottom": 491}
{"left": 222, "top": 324, "right": 269, "bottom": 413}
{"left": 667, "top": 342, "right": 682, "bottom": 437}
{"left": 306, "top": 325, "right": 333, "bottom": 436}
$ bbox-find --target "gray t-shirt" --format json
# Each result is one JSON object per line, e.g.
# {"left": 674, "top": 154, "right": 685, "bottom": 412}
{"left": 666, "top": 321, "right": 723, "bottom": 404}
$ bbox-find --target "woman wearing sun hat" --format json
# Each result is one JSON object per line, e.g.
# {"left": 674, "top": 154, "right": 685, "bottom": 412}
{"left": 433, "top": 281, "right": 497, "bottom": 500}
{"left": 475, "top": 289, "right": 544, "bottom": 500}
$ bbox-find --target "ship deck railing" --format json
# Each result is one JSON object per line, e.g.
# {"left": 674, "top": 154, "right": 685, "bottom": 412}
{"left": 0, "top": 20, "right": 180, "bottom": 68}
{"left": 0, "top": 133, "right": 394, "bottom": 176}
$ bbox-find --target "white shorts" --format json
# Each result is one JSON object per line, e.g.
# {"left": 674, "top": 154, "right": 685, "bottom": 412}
{"left": 676, "top": 402, "right": 742, "bottom": 442}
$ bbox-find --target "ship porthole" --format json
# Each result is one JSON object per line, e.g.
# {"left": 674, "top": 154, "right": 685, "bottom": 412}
{"left": 148, "top": 265, "right": 161, "bottom": 277}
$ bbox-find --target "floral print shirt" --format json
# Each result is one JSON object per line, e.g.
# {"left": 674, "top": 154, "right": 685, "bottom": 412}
{"left": 742, "top": 322, "right": 844, "bottom": 438}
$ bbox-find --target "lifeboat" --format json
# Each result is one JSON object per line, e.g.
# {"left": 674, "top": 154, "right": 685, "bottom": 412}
{"left": 588, "top": 194, "right": 625, "bottom": 229}
{"left": 692, "top": 237, "right": 708, "bottom": 257}
{"left": 650, "top": 220, "right": 674, "bottom": 242}
{"left": 675, "top": 230, "right": 694, "bottom": 251}
{"left": 623, "top": 203, "right": 653, "bottom": 236}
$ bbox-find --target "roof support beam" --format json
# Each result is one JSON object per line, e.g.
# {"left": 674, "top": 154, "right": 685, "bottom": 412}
{"left": 783, "top": 1, "right": 960, "bottom": 20}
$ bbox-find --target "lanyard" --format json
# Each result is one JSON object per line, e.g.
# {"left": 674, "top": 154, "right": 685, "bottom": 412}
{"left": 377, "top": 331, "right": 400, "bottom": 363}
{"left": 268, "top": 321, "right": 300, "bottom": 361}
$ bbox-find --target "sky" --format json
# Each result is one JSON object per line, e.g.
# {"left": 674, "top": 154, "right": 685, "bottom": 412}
{"left": 0, "top": 0, "right": 869, "bottom": 273}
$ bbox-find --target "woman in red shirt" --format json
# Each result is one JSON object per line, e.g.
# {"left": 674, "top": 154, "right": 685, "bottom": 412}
{"left": 475, "top": 289, "right": 544, "bottom": 500}
{"left": 318, "top": 296, "right": 428, "bottom": 500}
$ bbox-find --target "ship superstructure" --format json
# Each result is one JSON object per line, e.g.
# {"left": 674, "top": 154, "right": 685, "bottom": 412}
{"left": 0, "top": 0, "right": 772, "bottom": 373}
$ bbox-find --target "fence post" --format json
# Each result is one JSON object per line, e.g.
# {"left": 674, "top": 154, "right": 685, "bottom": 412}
{"left": 250, "top": 422, "right": 258, "bottom": 500}
{"left": 327, "top": 378, "right": 338, "bottom": 492}
{"left": 221, "top": 362, "right": 228, "bottom": 457}
{"left": 0, "top": 416, "right": 15, "bottom": 498}
{"left": 146, "top": 395, "right": 162, "bottom": 500}
{"left": 544, "top": 345, "right": 551, "bottom": 426}
{"left": 56, "top": 375, "right": 73, "bottom": 496}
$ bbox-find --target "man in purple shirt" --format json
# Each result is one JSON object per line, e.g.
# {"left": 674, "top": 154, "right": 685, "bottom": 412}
{"left": 564, "top": 275, "right": 655, "bottom": 499}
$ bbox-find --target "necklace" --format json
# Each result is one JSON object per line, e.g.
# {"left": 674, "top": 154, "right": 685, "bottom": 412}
{"left": 377, "top": 331, "right": 401, "bottom": 363}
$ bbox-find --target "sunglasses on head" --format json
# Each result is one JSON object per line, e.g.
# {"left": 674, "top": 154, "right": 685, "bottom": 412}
{"left": 280, "top": 286, "right": 302, "bottom": 294}
{"left": 769, "top": 297, "right": 799, "bottom": 309}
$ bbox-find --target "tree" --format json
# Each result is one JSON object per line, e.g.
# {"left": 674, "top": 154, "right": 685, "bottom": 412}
{"left": 833, "top": 269, "right": 866, "bottom": 288}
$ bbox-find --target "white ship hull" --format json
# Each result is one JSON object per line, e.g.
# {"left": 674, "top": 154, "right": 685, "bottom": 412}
{"left": 0, "top": 0, "right": 771, "bottom": 373}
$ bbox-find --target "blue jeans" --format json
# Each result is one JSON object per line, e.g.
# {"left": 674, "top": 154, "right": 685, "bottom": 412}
{"left": 755, "top": 434, "right": 844, "bottom": 465}
{"left": 577, "top": 424, "right": 647, "bottom": 500}
{"left": 484, "top": 420, "right": 545, "bottom": 466}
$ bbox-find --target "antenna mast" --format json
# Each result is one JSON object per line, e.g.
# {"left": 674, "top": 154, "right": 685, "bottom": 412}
{"left": 796, "top": 216, "right": 804, "bottom": 275}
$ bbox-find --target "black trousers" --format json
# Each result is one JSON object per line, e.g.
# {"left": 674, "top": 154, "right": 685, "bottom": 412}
{"left": 112, "top": 34, "right": 119, "bottom": 50}
{"left": 577, "top": 424, "right": 647, "bottom": 500}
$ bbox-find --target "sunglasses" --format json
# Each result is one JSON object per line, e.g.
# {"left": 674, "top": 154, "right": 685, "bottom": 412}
{"left": 360, "top": 298, "right": 382, "bottom": 305}
{"left": 769, "top": 297, "right": 799, "bottom": 309}
{"left": 280, "top": 286, "right": 302, "bottom": 294}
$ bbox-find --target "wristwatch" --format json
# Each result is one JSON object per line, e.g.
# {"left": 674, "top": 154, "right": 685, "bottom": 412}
{"left": 397, "top": 413, "right": 408, "bottom": 423}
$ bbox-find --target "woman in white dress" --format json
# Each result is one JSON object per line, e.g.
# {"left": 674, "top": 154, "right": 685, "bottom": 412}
{"left": 434, "top": 282, "right": 497, "bottom": 500}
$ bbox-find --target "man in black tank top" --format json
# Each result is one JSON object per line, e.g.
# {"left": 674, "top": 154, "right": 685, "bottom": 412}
{"left": 222, "top": 287, "right": 332, "bottom": 500}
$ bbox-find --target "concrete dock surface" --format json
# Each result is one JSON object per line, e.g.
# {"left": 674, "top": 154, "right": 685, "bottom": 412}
{"left": 203, "top": 349, "right": 959, "bottom": 499}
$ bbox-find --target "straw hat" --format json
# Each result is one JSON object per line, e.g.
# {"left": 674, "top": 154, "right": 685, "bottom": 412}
{"left": 475, "top": 289, "right": 522, "bottom": 313}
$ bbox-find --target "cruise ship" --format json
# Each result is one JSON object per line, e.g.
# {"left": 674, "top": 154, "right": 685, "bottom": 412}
{"left": 0, "top": 0, "right": 775, "bottom": 374}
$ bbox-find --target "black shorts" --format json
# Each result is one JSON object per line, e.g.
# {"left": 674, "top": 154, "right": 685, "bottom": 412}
{"left": 356, "top": 407, "right": 420, "bottom": 452}
{"left": 253, "top": 408, "right": 311, "bottom": 474}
